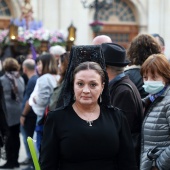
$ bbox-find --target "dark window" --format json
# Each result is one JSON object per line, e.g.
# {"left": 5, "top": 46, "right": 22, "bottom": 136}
{"left": 98, "top": 0, "right": 136, "bottom": 22}
{"left": 0, "top": 0, "right": 11, "bottom": 16}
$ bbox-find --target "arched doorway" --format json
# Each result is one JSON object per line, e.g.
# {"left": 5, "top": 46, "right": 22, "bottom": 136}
{"left": 97, "top": 0, "right": 138, "bottom": 48}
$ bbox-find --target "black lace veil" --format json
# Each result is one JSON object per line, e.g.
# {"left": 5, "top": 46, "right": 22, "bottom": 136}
{"left": 56, "top": 45, "right": 111, "bottom": 108}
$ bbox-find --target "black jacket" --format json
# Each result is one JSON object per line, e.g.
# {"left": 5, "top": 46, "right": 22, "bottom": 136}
{"left": 109, "top": 75, "right": 143, "bottom": 133}
{"left": 124, "top": 66, "right": 148, "bottom": 98}
{"left": 109, "top": 75, "right": 143, "bottom": 168}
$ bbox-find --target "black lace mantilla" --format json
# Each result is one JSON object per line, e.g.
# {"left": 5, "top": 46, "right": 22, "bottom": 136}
{"left": 57, "top": 45, "right": 111, "bottom": 108}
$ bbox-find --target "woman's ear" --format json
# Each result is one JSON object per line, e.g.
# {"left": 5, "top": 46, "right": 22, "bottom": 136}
{"left": 101, "top": 82, "right": 105, "bottom": 92}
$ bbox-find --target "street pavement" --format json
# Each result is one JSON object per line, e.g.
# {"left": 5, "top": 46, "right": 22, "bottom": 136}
{"left": 0, "top": 134, "right": 30, "bottom": 170}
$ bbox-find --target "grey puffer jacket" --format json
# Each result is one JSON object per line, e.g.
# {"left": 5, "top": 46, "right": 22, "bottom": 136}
{"left": 140, "top": 86, "right": 170, "bottom": 170}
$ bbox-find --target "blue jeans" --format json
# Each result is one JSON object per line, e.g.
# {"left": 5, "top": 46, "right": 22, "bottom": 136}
{"left": 20, "top": 116, "right": 36, "bottom": 159}
{"left": 35, "top": 125, "right": 43, "bottom": 152}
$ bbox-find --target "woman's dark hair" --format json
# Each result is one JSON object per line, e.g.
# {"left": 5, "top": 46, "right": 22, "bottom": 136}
{"left": 141, "top": 54, "right": 170, "bottom": 84}
{"left": 38, "top": 53, "right": 57, "bottom": 75}
{"left": 127, "top": 34, "right": 161, "bottom": 65}
{"left": 58, "top": 52, "right": 70, "bottom": 84}
{"left": 56, "top": 45, "right": 110, "bottom": 108}
{"left": 73, "top": 61, "right": 105, "bottom": 83}
{"left": 16, "top": 55, "right": 26, "bottom": 65}
{"left": 3, "top": 57, "right": 20, "bottom": 72}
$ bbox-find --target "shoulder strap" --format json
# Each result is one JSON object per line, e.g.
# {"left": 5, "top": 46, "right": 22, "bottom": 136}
{"left": 114, "top": 82, "right": 143, "bottom": 119}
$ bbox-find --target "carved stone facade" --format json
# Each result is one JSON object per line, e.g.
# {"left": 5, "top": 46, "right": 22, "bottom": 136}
{"left": 0, "top": 0, "right": 170, "bottom": 57}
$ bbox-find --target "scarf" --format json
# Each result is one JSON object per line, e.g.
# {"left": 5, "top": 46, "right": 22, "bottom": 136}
{"left": 5, "top": 71, "right": 20, "bottom": 102}
{"left": 149, "top": 85, "right": 168, "bottom": 102}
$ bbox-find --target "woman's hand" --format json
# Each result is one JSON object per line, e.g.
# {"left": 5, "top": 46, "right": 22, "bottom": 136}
{"left": 20, "top": 116, "right": 25, "bottom": 126}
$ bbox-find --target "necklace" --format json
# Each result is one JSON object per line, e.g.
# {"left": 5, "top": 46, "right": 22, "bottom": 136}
{"left": 87, "top": 120, "right": 93, "bottom": 126}
{"left": 73, "top": 103, "right": 98, "bottom": 127}
{"left": 85, "top": 112, "right": 93, "bottom": 126}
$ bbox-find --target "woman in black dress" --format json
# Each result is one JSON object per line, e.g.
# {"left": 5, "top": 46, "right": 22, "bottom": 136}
{"left": 40, "top": 45, "right": 137, "bottom": 170}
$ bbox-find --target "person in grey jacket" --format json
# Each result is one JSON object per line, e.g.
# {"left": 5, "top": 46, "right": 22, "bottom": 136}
{"left": 140, "top": 53, "right": 170, "bottom": 170}
{"left": 0, "top": 58, "right": 25, "bottom": 169}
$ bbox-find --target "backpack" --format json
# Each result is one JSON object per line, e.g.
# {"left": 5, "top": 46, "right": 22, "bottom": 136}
{"left": 38, "top": 84, "right": 63, "bottom": 126}
{"left": 49, "top": 84, "right": 63, "bottom": 111}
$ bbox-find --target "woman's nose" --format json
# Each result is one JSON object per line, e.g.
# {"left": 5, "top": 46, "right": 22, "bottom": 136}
{"left": 83, "top": 85, "right": 90, "bottom": 93}
{"left": 147, "top": 77, "right": 153, "bottom": 81}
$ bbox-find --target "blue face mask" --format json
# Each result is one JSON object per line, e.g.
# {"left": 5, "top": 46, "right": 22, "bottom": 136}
{"left": 142, "top": 81, "right": 165, "bottom": 94}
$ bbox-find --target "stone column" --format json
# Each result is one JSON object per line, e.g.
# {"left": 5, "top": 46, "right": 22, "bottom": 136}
{"left": 148, "top": 0, "right": 170, "bottom": 57}
{"left": 38, "top": 0, "right": 59, "bottom": 29}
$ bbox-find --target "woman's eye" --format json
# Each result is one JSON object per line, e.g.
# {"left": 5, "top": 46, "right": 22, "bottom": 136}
{"left": 152, "top": 75, "right": 158, "bottom": 80}
{"left": 90, "top": 83, "right": 97, "bottom": 87}
{"left": 77, "top": 82, "right": 83, "bottom": 86}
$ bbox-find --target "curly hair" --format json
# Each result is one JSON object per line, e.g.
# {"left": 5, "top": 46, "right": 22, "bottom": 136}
{"left": 126, "top": 34, "right": 161, "bottom": 66}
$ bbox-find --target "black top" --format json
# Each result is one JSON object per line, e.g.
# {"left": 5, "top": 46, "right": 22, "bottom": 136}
{"left": 40, "top": 105, "right": 137, "bottom": 170}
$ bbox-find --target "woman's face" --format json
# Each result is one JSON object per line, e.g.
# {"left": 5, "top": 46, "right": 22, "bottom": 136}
{"left": 36, "top": 60, "right": 43, "bottom": 75}
{"left": 74, "top": 69, "right": 104, "bottom": 106}
{"left": 58, "top": 58, "right": 64, "bottom": 75}
{"left": 143, "top": 71, "right": 166, "bottom": 84}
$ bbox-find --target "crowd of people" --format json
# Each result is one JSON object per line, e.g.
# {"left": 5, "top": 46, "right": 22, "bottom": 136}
{"left": 0, "top": 33, "right": 170, "bottom": 170}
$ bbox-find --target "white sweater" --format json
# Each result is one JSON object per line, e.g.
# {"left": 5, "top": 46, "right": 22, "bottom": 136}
{"left": 29, "top": 73, "right": 59, "bottom": 118}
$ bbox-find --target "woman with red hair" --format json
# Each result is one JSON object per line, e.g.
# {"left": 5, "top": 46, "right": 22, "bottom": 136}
{"left": 140, "top": 54, "right": 170, "bottom": 170}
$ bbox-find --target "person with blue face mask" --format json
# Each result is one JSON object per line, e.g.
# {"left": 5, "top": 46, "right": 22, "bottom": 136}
{"left": 142, "top": 81, "right": 164, "bottom": 95}
{"left": 140, "top": 54, "right": 170, "bottom": 170}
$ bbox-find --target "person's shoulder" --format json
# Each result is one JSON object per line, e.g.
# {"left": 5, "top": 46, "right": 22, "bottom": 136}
{"left": 39, "top": 74, "right": 56, "bottom": 82}
{"left": 124, "top": 66, "right": 141, "bottom": 78}
{"left": 0, "top": 75, "right": 5, "bottom": 80}
{"left": 39, "top": 74, "right": 48, "bottom": 80}
{"left": 102, "top": 105, "right": 124, "bottom": 116}
{"left": 103, "top": 105, "right": 126, "bottom": 125}
{"left": 0, "top": 75, "right": 8, "bottom": 85}
{"left": 122, "top": 76, "right": 138, "bottom": 89}
{"left": 47, "top": 105, "right": 70, "bottom": 119}
{"left": 30, "top": 75, "right": 38, "bottom": 80}
{"left": 18, "top": 75, "right": 25, "bottom": 84}
{"left": 37, "top": 74, "right": 50, "bottom": 84}
{"left": 124, "top": 65, "right": 141, "bottom": 72}
{"left": 28, "top": 75, "right": 38, "bottom": 83}
{"left": 116, "top": 77, "right": 136, "bottom": 90}
{"left": 163, "top": 86, "right": 170, "bottom": 100}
